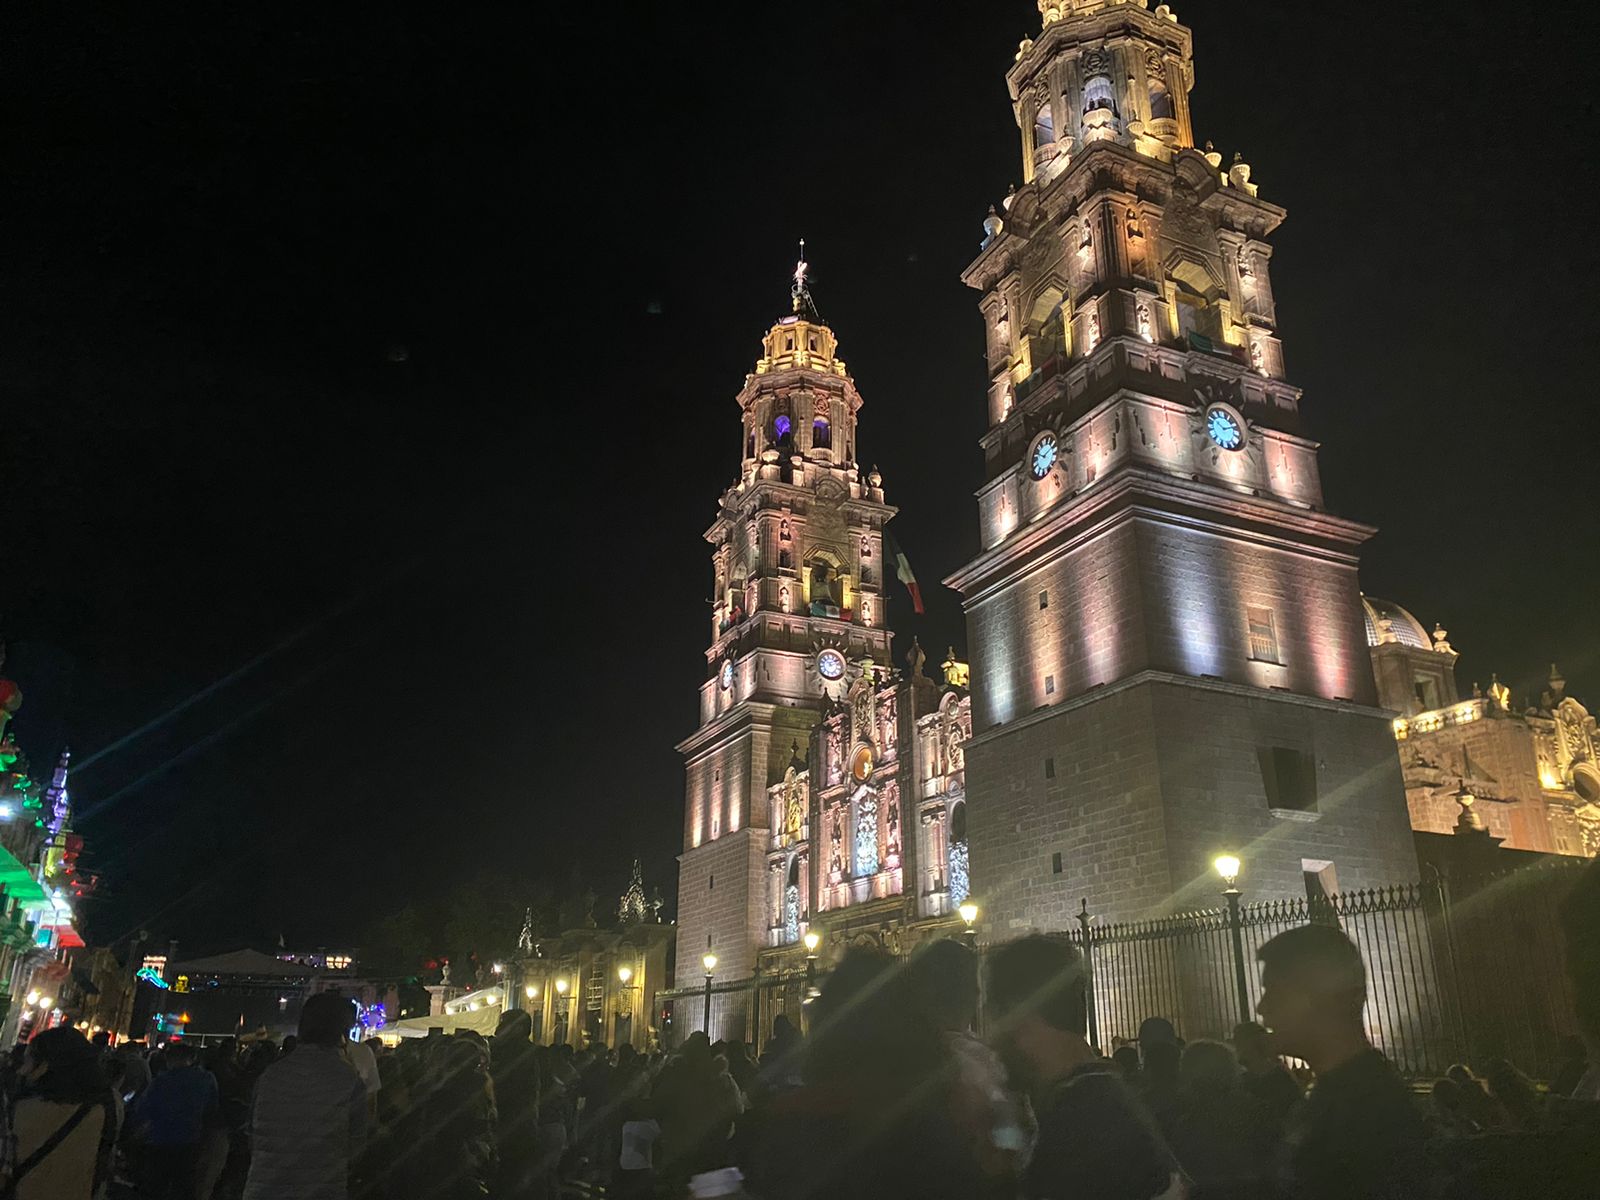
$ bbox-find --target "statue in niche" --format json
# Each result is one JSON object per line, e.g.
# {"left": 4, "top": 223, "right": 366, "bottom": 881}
{"left": 780, "top": 519, "right": 792, "bottom": 542}
{"left": 886, "top": 789, "right": 900, "bottom": 857}
{"left": 1249, "top": 340, "right": 1266, "bottom": 374}
{"left": 853, "top": 684, "right": 876, "bottom": 749}
{"left": 783, "top": 774, "right": 805, "bottom": 842}
{"left": 779, "top": 585, "right": 790, "bottom": 611}
{"left": 1087, "top": 309, "right": 1101, "bottom": 349}
{"left": 826, "top": 721, "right": 844, "bottom": 784}
{"left": 1126, "top": 207, "right": 1144, "bottom": 239}
{"left": 1137, "top": 302, "right": 1152, "bottom": 342}
{"left": 829, "top": 809, "right": 844, "bottom": 873}
{"left": 1237, "top": 245, "right": 1253, "bottom": 279}
{"left": 946, "top": 710, "right": 966, "bottom": 772}
{"left": 860, "top": 534, "right": 871, "bottom": 559}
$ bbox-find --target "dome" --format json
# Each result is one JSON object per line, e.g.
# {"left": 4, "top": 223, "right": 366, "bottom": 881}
{"left": 1361, "top": 596, "right": 1432, "bottom": 650}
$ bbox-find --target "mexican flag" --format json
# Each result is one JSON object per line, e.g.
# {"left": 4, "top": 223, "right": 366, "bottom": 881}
{"left": 884, "top": 531, "right": 925, "bottom": 615}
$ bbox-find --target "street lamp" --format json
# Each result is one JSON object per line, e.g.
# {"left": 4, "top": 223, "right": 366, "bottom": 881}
{"left": 958, "top": 901, "right": 979, "bottom": 947}
{"left": 553, "top": 977, "right": 570, "bottom": 1046}
{"left": 617, "top": 965, "right": 633, "bottom": 986}
{"left": 803, "top": 930, "right": 821, "bottom": 997}
{"left": 702, "top": 952, "right": 717, "bottom": 1036}
{"left": 1214, "top": 854, "right": 1252, "bottom": 1025}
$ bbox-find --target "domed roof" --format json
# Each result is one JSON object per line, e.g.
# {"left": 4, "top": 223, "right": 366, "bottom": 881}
{"left": 1361, "top": 595, "right": 1431, "bottom": 650}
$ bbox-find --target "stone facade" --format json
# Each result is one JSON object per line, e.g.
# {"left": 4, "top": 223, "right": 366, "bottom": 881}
{"left": 1364, "top": 597, "right": 1600, "bottom": 856}
{"left": 946, "top": 0, "right": 1420, "bottom": 932}
{"left": 675, "top": 257, "right": 904, "bottom": 1037}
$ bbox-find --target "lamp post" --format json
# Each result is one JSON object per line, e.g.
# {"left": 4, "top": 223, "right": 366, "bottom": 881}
{"left": 616, "top": 964, "right": 637, "bottom": 1048}
{"left": 1214, "top": 854, "right": 1252, "bottom": 1026}
{"left": 958, "top": 901, "right": 979, "bottom": 948}
{"left": 802, "top": 930, "right": 821, "bottom": 999}
{"left": 701, "top": 953, "right": 717, "bottom": 1036}
{"left": 554, "top": 977, "right": 570, "bottom": 1045}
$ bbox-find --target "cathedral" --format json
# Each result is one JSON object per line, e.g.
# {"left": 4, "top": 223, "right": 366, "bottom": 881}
{"left": 673, "top": 0, "right": 1598, "bottom": 1040}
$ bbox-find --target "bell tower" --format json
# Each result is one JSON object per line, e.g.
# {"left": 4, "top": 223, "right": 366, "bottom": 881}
{"left": 676, "top": 250, "right": 896, "bottom": 1033}
{"left": 947, "top": 1, "right": 1418, "bottom": 929}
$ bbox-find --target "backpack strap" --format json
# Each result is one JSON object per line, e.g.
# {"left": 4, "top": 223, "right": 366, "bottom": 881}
{"left": 14, "top": 1103, "right": 95, "bottom": 1184}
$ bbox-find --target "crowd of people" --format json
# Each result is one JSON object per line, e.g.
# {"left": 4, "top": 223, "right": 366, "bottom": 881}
{"left": 1, "top": 873, "right": 1596, "bottom": 1199}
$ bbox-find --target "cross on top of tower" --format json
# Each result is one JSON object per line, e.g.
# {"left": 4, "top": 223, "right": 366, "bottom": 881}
{"left": 790, "top": 238, "right": 821, "bottom": 321}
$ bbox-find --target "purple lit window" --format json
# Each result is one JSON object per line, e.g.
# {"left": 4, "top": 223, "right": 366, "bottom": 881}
{"left": 774, "top": 415, "right": 792, "bottom": 438}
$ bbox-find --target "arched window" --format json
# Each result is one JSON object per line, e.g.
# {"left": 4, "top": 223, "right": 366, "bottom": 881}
{"left": 1027, "top": 289, "right": 1069, "bottom": 367}
{"left": 1147, "top": 60, "right": 1174, "bottom": 120}
{"left": 1170, "top": 260, "right": 1223, "bottom": 344}
{"left": 947, "top": 801, "right": 970, "bottom": 907}
{"left": 854, "top": 792, "right": 880, "bottom": 877}
{"left": 774, "top": 413, "right": 793, "bottom": 449}
{"left": 783, "top": 857, "right": 801, "bottom": 943}
{"left": 812, "top": 417, "right": 831, "bottom": 450}
{"left": 1033, "top": 100, "right": 1055, "bottom": 149}
{"left": 1083, "top": 73, "right": 1117, "bottom": 115}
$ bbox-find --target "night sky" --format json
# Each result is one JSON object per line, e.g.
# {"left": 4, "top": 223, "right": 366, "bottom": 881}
{"left": 5, "top": 4, "right": 1597, "bottom": 956}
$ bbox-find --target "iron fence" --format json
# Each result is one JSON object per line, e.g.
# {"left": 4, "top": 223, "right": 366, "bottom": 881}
{"left": 1068, "top": 862, "right": 1585, "bottom": 1080}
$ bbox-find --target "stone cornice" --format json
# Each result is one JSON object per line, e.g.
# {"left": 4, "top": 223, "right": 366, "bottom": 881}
{"left": 944, "top": 465, "right": 1374, "bottom": 601}
{"left": 965, "top": 667, "right": 1393, "bottom": 751}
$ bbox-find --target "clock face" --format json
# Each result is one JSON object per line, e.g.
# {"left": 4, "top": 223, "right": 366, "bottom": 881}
{"left": 1030, "top": 432, "right": 1059, "bottom": 480}
{"left": 720, "top": 661, "right": 734, "bottom": 690}
{"left": 818, "top": 649, "right": 845, "bottom": 681}
{"left": 1205, "top": 406, "right": 1244, "bottom": 450}
{"left": 851, "top": 745, "right": 874, "bottom": 783}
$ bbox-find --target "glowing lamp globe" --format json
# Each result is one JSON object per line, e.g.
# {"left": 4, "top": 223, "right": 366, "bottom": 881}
{"left": 803, "top": 931, "right": 821, "bottom": 954}
{"left": 618, "top": 965, "right": 633, "bottom": 985}
{"left": 958, "top": 902, "right": 979, "bottom": 927}
{"left": 702, "top": 952, "right": 718, "bottom": 974}
{"left": 525, "top": 984, "right": 537, "bottom": 1000}
{"left": 1214, "top": 854, "right": 1241, "bottom": 886}
{"left": 555, "top": 978, "right": 569, "bottom": 995}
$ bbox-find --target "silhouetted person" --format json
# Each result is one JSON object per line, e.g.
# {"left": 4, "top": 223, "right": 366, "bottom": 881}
{"left": 1166, "top": 1039, "right": 1277, "bottom": 1199}
{"left": 491, "top": 1009, "right": 541, "bottom": 1199}
{"left": 1112, "top": 1045, "right": 1142, "bottom": 1082}
{"left": 244, "top": 992, "right": 368, "bottom": 1200}
{"left": 908, "top": 937, "right": 1032, "bottom": 1193}
{"left": 985, "top": 935, "right": 1182, "bottom": 1200}
{"left": 11, "top": 1027, "right": 116, "bottom": 1200}
{"left": 1482, "top": 1057, "right": 1541, "bottom": 1131}
{"left": 740, "top": 947, "right": 985, "bottom": 1200}
{"left": 1232, "top": 1020, "right": 1302, "bottom": 1123}
{"left": 1256, "top": 924, "right": 1424, "bottom": 1199}
{"left": 131, "top": 1039, "right": 218, "bottom": 1198}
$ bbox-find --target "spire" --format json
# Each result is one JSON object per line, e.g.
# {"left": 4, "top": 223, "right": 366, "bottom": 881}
{"left": 790, "top": 238, "right": 821, "bottom": 321}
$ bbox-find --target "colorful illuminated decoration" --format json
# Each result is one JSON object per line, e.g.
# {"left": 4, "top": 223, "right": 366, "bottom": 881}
{"left": 818, "top": 649, "right": 845, "bottom": 680}
{"left": 135, "top": 966, "right": 169, "bottom": 989}
{"left": 356, "top": 1002, "right": 386, "bottom": 1033}
{"left": 948, "top": 839, "right": 970, "bottom": 908}
{"left": 854, "top": 794, "right": 880, "bottom": 876}
{"left": 782, "top": 884, "right": 800, "bottom": 943}
{"left": 1029, "top": 431, "right": 1059, "bottom": 479}
{"left": 1205, "top": 406, "right": 1243, "bottom": 450}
